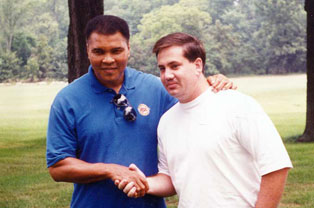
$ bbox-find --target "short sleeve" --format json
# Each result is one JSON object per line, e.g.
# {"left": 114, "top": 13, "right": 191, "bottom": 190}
{"left": 157, "top": 135, "right": 170, "bottom": 176}
{"left": 46, "top": 98, "right": 78, "bottom": 168}
{"left": 235, "top": 97, "right": 293, "bottom": 176}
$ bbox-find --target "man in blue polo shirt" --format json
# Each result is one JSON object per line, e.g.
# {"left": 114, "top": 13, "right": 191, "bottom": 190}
{"left": 46, "top": 15, "right": 235, "bottom": 208}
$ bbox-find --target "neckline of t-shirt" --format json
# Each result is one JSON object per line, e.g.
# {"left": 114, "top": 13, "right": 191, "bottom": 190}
{"left": 179, "top": 87, "right": 213, "bottom": 110}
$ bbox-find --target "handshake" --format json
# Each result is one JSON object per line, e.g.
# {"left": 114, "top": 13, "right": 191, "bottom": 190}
{"left": 113, "top": 164, "right": 149, "bottom": 198}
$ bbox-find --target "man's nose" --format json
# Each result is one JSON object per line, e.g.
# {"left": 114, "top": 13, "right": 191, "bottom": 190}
{"left": 102, "top": 55, "right": 114, "bottom": 64}
{"left": 164, "top": 68, "right": 174, "bottom": 80}
{"left": 165, "top": 68, "right": 173, "bottom": 78}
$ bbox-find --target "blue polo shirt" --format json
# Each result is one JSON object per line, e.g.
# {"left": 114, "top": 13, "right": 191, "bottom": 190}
{"left": 46, "top": 66, "right": 177, "bottom": 208}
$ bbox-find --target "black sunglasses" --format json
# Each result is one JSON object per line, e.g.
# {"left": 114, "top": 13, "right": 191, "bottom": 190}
{"left": 112, "top": 94, "right": 137, "bottom": 121}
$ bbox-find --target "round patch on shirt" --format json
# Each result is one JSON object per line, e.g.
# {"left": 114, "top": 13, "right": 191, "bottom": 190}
{"left": 137, "top": 104, "right": 150, "bottom": 116}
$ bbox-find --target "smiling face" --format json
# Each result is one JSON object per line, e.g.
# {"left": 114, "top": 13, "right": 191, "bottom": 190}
{"left": 157, "top": 46, "right": 204, "bottom": 103}
{"left": 86, "top": 32, "right": 130, "bottom": 91}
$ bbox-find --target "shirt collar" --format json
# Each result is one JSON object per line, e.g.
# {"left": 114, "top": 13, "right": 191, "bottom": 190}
{"left": 89, "top": 65, "right": 135, "bottom": 94}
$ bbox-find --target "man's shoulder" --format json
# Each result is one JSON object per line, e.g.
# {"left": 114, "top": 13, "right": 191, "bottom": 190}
{"left": 159, "top": 102, "right": 180, "bottom": 123}
{"left": 126, "top": 67, "right": 161, "bottom": 86}
{"left": 214, "top": 89, "right": 264, "bottom": 115}
{"left": 53, "top": 73, "right": 90, "bottom": 104}
{"left": 128, "top": 67, "right": 177, "bottom": 110}
{"left": 215, "top": 89, "right": 248, "bottom": 100}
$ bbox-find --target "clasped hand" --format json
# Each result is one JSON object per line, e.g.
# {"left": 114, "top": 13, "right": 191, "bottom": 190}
{"left": 114, "top": 164, "right": 147, "bottom": 198}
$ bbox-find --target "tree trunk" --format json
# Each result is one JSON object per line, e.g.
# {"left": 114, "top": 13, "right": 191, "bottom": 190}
{"left": 7, "top": 33, "right": 13, "bottom": 52}
{"left": 298, "top": 0, "right": 314, "bottom": 142}
{"left": 67, "top": 0, "right": 103, "bottom": 83}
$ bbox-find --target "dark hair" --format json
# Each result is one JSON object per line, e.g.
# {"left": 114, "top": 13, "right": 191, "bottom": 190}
{"left": 153, "top": 32, "right": 206, "bottom": 71}
{"left": 85, "top": 15, "right": 130, "bottom": 42}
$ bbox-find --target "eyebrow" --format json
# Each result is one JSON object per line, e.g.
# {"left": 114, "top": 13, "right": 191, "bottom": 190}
{"left": 91, "top": 47, "right": 124, "bottom": 52}
{"left": 91, "top": 48, "right": 103, "bottom": 51}
{"left": 111, "top": 47, "right": 124, "bottom": 51}
{"left": 167, "top": 61, "right": 180, "bottom": 66}
{"left": 158, "top": 61, "right": 180, "bottom": 68}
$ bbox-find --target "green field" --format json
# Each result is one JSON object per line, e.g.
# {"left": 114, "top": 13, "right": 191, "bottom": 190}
{"left": 0, "top": 74, "right": 313, "bottom": 208}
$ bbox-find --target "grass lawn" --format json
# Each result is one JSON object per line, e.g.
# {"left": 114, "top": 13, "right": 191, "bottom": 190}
{"left": 0, "top": 74, "right": 313, "bottom": 208}
{"left": 233, "top": 74, "right": 314, "bottom": 208}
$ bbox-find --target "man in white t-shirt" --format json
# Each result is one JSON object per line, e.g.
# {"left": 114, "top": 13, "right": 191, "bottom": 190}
{"left": 116, "top": 32, "right": 292, "bottom": 208}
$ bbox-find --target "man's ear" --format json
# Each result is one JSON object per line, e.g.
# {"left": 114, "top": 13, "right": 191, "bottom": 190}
{"left": 194, "top": 58, "right": 203, "bottom": 75}
{"left": 127, "top": 41, "right": 131, "bottom": 58}
{"left": 86, "top": 43, "right": 90, "bottom": 59}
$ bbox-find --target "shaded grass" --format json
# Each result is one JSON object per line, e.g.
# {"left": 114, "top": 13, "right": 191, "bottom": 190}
{"left": 233, "top": 74, "right": 314, "bottom": 208}
{"left": 0, "top": 74, "right": 312, "bottom": 207}
{"left": 281, "top": 143, "right": 314, "bottom": 208}
{"left": 0, "top": 82, "right": 72, "bottom": 208}
{"left": 233, "top": 74, "right": 306, "bottom": 142}
{"left": 0, "top": 137, "right": 73, "bottom": 208}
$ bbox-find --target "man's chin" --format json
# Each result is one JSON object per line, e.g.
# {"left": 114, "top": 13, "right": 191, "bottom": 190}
{"left": 95, "top": 74, "right": 123, "bottom": 86}
{"left": 168, "top": 90, "right": 178, "bottom": 98}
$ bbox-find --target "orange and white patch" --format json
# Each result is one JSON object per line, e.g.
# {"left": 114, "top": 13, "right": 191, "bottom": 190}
{"left": 137, "top": 104, "right": 150, "bottom": 116}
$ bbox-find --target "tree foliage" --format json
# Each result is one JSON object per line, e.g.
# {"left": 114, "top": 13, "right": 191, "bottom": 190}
{"left": 0, "top": 0, "right": 68, "bottom": 82}
{"left": 0, "top": 0, "right": 307, "bottom": 82}
{"left": 253, "top": 0, "right": 306, "bottom": 74}
{"left": 128, "top": 2, "right": 213, "bottom": 74}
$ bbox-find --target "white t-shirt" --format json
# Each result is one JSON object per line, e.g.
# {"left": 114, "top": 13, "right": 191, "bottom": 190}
{"left": 157, "top": 88, "right": 292, "bottom": 208}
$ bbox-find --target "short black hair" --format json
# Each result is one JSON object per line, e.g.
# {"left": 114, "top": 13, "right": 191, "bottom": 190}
{"left": 85, "top": 15, "right": 130, "bottom": 42}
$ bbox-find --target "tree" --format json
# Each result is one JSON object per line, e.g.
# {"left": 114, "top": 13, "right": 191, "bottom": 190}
{"left": 298, "top": 0, "right": 314, "bottom": 142}
{"left": 221, "top": 3, "right": 259, "bottom": 74}
{"left": 104, "top": 0, "right": 153, "bottom": 35}
{"left": 254, "top": 0, "right": 306, "bottom": 74}
{"left": 206, "top": 0, "right": 235, "bottom": 22}
{"left": 67, "top": 0, "right": 103, "bottom": 83}
{"left": 129, "top": 3, "right": 213, "bottom": 75}
{"left": 0, "top": 0, "right": 32, "bottom": 52}
{"left": 11, "top": 32, "right": 35, "bottom": 66}
{"left": 0, "top": 51, "right": 21, "bottom": 82}
{"left": 103, "top": 0, "right": 179, "bottom": 35}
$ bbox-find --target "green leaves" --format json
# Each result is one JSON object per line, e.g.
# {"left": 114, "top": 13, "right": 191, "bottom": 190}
{"left": 127, "top": 0, "right": 306, "bottom": 76}
{"left": 0, "top": 0, "right": 68, "bottom": 82}
{"left": 128, "top": 2, "right": 213, "bottom": 75}
{"left": 0, "top": 51, "right": 21, "bottom": 82}
{"left": 0, "top": 0, "right": 307, "bottom": 82}
{"left": 253, "top": 0, "right": 306, "bottom": 73}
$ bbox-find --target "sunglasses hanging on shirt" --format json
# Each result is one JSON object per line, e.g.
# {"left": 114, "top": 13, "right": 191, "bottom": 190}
{"left": 112, "top": 94, "right": 137, "bottom": 122}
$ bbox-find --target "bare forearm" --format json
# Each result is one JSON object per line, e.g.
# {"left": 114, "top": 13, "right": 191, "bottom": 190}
{"left": 49, "top": 157, "right": 149, "bottom": 194}
{"left": 147, "top": 173, "right": 176, "bottom": 197}
{"left": 255, "top": 168, "right": 290, "bottom": 208}
{"left": 48, "top": 157, "right": 111, "bottom": 184}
